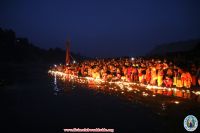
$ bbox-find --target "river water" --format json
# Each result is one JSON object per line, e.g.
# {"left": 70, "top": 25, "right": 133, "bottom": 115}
{"left": 1, "top": 65, "right": 200, "bottom": 133}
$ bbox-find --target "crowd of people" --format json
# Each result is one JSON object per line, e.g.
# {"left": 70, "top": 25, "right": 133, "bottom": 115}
{"left": 54, "top": 58, "right": 200, "bottom": 89}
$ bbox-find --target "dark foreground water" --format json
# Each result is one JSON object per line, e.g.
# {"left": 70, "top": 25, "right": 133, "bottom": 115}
{"left": 1, "top": 64, "right": 200, "bottom": 133}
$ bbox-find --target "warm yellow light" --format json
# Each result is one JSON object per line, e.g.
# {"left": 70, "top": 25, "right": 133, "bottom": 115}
{"left": 174, "top": 101, "right": 180, "bottom": 104}
{"left": 48, "top": 69, "right": 197, "bottom": 99}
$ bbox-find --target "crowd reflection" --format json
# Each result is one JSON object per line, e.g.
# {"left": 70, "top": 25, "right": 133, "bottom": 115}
{"left": 50, "top": 70, "right": 200, "bottom": 105}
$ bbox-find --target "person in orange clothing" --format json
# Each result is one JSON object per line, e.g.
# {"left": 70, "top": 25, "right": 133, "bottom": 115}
{"left": 132, "top": 66, "right": 138, "bottom": 82}
{"left": 184, "top": 72, "right": 192, "bottom": 88}
{"left": 141, "top": 65, "right": 146, "bottom": 83}
{"left": 181, "top": 71, "right": 186, "bottom": 88}
{"left": 138, "top": 67, "right": 143, "bottom": 83}
{"left": 157, "top": 68, "right": 164, "bottom": 86}
{"left": 127, "top": 66, "right": 132, "bottom": 81}
{"left": 176, "top": 68, "right": 183, "bottom": 88}
{"left": 150, "top": 66, "right": 157, "bottom": 85}
{"left": 163, "top": 68, "right": 173, "bottom": 87}
{"left": 173, "top": 69, "right": 178, "bottom": 87}
{"left": 164, "top": 76, "right": 173, "bottom": 87}
{"left": 146, "top": 67, "right": 151, "bottom": 84}
{"left": 196, "top": 66, "right": 200, "bottom": 87}
{"left": 116, "top": 68, "right": 122, "bottom": 80}
{"left": 191, "top": 64, "right": 197, "bottom": 86}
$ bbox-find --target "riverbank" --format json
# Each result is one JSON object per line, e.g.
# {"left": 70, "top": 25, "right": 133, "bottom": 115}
{"left": 1, "top": 63, "right": 200, "bottom": 133}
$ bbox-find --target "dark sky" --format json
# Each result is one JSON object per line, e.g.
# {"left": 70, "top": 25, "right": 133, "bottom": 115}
{"left": 1, "top": 0, "right": 200, "bottom": 57}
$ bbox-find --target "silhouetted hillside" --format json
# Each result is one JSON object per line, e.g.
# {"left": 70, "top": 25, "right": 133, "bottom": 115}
{"left": 0, "top": 28, "right": 87, "bottom": 64}
{"left": 146, "top": 39, "right": 200, "bottom": 67}
{"left": 148, "top": 39, "right": 200, "bottom": 55}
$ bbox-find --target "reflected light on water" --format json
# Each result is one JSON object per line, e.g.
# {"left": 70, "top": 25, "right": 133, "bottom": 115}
{"left": 48, "top": 70, "right": 200, "bottom": 104}
{"left": 174, "top": 101, "right": 180, "bottom": 104}
{"left": 54, "top": 74, "right": 59, "bottom": 91}
{"left": 161, "top": 103, "right": 166, "bottom": 111}
{"left": 53, "top": 73, "right": 64, "bottom": 95}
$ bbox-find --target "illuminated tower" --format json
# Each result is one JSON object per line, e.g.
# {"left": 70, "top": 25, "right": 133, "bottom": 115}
{"left": 66, "top": 38, "right": 70, "bottom": 65}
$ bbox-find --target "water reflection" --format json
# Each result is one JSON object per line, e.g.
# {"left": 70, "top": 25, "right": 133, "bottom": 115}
{"left": 53, "top": 74, "right": 64, "bottom": 95}
{"left": 161, "top": 103, "right": 166, "bottom": 111}
{"left": 49, "top": 70, "right": 200, "bottom": 112}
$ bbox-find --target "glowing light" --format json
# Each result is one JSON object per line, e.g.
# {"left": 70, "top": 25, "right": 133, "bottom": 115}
{"left": 142, "top": 92, "right": 148, "bottom": 96}
{"left": 192, "top": 91, "right": 200, "bottom": 95}
{"left": 174, "top": 101, "right": 180, "bottom": 104}
{"left": 48, "top": 70, "right": 198, "bottom": 99}
{"left": 127, "top": 87, "right": 133, "bottom": 91}
{"left": 161, "top": 103, "right": 166, "bottom": 111}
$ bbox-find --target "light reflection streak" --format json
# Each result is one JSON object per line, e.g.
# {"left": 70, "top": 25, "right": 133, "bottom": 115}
{"left": 174, "top": 101, "right": 180, "bottom": 104}
{"left": 161, "top": 103, "right": 166, "bottom": 111}
{"left": 48, "top": 70, "right": 200, "bottom": 103}
{"left": 53, "top": 74, "right": 59, "bottom": 95}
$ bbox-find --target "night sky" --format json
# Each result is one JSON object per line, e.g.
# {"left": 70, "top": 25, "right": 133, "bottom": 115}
{"left": 1, "top": 0, "right": 200, "bottom": 57}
